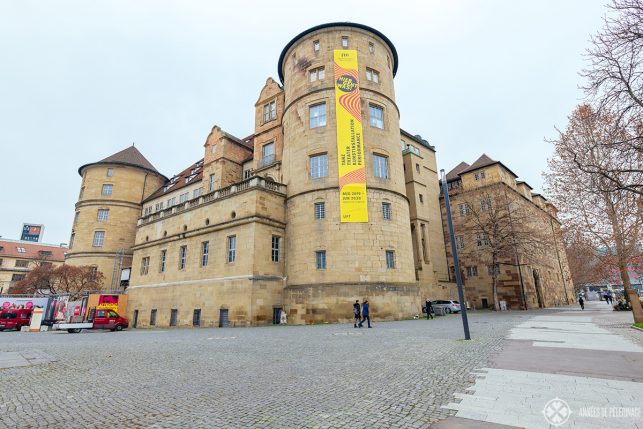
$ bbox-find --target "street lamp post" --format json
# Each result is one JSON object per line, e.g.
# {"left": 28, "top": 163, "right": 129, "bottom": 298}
{"left": 440, "top": 170, "right": 471, "bottom": 340}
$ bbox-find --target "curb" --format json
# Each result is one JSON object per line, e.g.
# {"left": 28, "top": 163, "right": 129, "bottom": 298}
{"left": 631, "top": 325, "right": 643, "bottom": 332}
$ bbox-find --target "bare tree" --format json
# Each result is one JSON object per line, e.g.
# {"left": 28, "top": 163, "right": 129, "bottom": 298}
{"left": 12, "top": 265, "right": 104, "bottom": 300}
{"left": 458, "top": 185, "right": 553, "bottom": 310}
{"left": 563, "top": 229, "right": 609, "bottom": 292}
{"left": 546, "top": 105, "right": 643, "bottom": 323}
{"left": 580, "top": 0, "right": 642, "bottom": 196}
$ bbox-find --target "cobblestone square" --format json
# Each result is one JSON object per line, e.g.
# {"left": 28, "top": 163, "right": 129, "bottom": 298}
{"left": 0, "top": 311, "right": 533, "bottom": 428}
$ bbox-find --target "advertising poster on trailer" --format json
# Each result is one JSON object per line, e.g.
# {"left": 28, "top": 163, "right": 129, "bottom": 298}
{"left": 20, "top": 224, "right": 44, "bottom": 242}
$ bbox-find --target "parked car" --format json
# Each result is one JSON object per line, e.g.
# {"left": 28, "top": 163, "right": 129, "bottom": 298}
{"left": 432, "top": 300, "right": 461, "bottom": 314}
{"left": 52, "top": 308, "right": 129, "bottom": 333}
{"left": 0, "top": 309, "right": 33, "bottom": 331}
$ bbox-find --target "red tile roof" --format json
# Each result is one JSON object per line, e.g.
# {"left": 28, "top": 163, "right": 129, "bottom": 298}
{"left": 0, "top": 240, "right": 66, "bottom": 261}
{"left": 144, "top": 159, "right": 205, "bottom": 202}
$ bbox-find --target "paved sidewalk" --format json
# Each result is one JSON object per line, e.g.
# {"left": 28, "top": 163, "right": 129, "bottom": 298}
{"left": 440, "top": 301, "right": 643, "bottom": 428}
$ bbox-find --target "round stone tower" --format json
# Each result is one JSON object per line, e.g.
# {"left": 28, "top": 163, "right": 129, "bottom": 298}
{"left": 65, "top": 146, "right": 166, "bottom": 289}
{"left": 279, "top": 23, "right": 417, "bottom": 323}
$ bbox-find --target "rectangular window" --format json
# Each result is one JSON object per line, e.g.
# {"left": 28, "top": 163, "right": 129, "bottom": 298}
{"left": 193, "top": 309, "right": 201, "bottom": 327}
{"left": 107, "top": 168, "right": 114, "bottom": 177}
{"left": 476, "top": 233, "right": 490, "bottom": 247}
{"left": 150, "top": 309, "right": 157, "bottom": 326}
{"left": 270, "top": 100, "right": 276, "bottom": 120}
{"left": 97, "top": 209, "right": 109, "bottom": 221}
{"left": 457, "top": 235, "right": 465, "bottom": 249}
{"left": 313, "top": 40, "right": 320, "bottom": 52}
{"left": 16, "top": 247, "right": 26, "bottom": 253}
{"left": 315, "top": 250, "right": 326, "bottom": 269}
{"left": 179, "top": 192, "right": 189, "bottom": 203}
{"left": 310, "top": 103, "right": 327, "bottom": 128}
{"left": 170, "top": 309, "right": 178, "bottom": 327}
{"left": 140, "top": 257, "right": 150, "bottom": 275}
{"left": 314, "top": 202, "right": 326, "bottom": 219}
{"left": 475, "top": 171, "right": 486, "bottom": 180}
{"left": 382, "top": 202, "right": 392, "bottom": 220}
{"left": 101, "top": 184, "right": 113, "bottom": 196}
{"left": 201, "top": 241, "right": 209, "bottom": 267}
{"left": 243, "top": 169, "right": 253, "bottom": 179}
{"left": 263, "top": 103, "right": 270, "bottom": 122}
{"left": 480, "top": 197, "right": 492, "bottom": 211}
{"left": 179, "top": 245, "right": 187, "bottom": 270}
{"left": 373, "top": 154, "right": 389, "bottom": 178}
{"left": 466, "top": 266, "right": 478, "bottom": 277}
{"left": 309, "top": 66, "right": 325, "bottom": 81}
{"left": 310, "top": 154, "right": 328, "bottom": 179}
{"left": 209, "top": 174, "right": 215, "bottom": 192}
{"left": 458, "top": 203, "right": 470, "bottom": 216}
{"left": 167, "top": 197, "right": 176, "bottom": 207}
{"left": 92, "top": 231, "right": 105, "bottom": 247}
{"left": 369, "top": 105, "right": 384, "bottom": 129}
{"left": 263, "top": 100, "right": 277, "bottom": 122}
{"left": 341, "top": 36, "right": 348, "bottom": 48}
{"left": 193, "top": 188, "right": 202, "bottom": 199}
{"left": 271, "top": 235, "right": 280, "bottom": 263}
{"left": 15, "top": 260, "right": 29, "bottom": 268}
{"left": 261, "top": 142, "right": 275, "bottom": 166}
{"left": 211, "top": 143, "right": 217, "bottom": 153}
{"left": 11, "top": 274, "right": 25, "bottom": 282}
{"left": 155, "top": 202, "right": 164, "bottom": 211}
{"left": 386, "top": 250, "right": 396, "bottom": 269}
{"left": 227, "top": 235, "right": 236, "bottom": 263}
{"left": 419, "top": 194, "right": 424, "bottom": 204}
{"left": 366, "top": 68, "right": 379, "bottom": 83}
{"left": 368, "top": 42, "right": 374, "bottom": 53}
{"left": 160, "top": 250, "right": 166, "bottom": 272}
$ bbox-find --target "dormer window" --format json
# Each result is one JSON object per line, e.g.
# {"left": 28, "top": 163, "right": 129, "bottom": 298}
{"left": 474, "top": 171, "right": 486, "bottom": 181}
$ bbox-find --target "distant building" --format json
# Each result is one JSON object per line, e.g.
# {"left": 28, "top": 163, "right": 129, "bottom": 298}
{"left": 440, "top": 154, "right": 574, "bottom": 309}
{"left": 0, "top": 239, "right": 66, "bottom": 294}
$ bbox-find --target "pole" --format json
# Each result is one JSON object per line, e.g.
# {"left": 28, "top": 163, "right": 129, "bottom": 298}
{"left": 440, "top": 170, "right": 471, "bottom": 340}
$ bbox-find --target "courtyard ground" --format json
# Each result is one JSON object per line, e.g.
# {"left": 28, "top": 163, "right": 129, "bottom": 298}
{"left": 0, "top": 304, "right": 641, "bottom": 428}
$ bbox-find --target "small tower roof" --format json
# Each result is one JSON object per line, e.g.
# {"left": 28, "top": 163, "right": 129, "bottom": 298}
{"left": 78, "top": 145, "right": 166, "bottom": 179}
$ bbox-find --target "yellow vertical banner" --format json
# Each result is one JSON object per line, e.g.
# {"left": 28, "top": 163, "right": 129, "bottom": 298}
{"left": 334, "top": 50, "right": 368, "bottom": 223}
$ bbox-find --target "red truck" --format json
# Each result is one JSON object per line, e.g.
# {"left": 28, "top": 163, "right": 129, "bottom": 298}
{"left": 0, "top": 309, "right": 33, "bottom": 331}
{"left": 52, "top": 308, "right": 129, "bottom": 333}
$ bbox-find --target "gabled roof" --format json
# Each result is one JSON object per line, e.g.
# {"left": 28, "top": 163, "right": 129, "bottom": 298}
{"left": 78, "top": 145, "right": 167, "bottom": 179}
{"left": 516, "top": 180, "right": 533, "bottom": 190}
{"left": 445, "top": 162, "right": 470, "bottom": 182}
{"left": 144, "top": 159, "right": 205, "bottom": 203}
{"left": 0, "top": 239, "right": 66, "bottom": 261}
{"left": 460, "top": 154, "right": 519, "bottom": 178}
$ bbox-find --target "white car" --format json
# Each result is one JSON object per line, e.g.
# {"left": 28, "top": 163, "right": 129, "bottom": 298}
{"left": 432, "top": 300, "right": 461, "bottom": 314}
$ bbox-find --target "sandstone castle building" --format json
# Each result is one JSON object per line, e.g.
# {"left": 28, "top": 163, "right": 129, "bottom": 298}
{"left": 64, "top": 23, "right": 571, "bottom": 327}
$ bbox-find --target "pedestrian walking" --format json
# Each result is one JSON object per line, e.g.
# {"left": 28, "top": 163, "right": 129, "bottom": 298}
{"left": 358, "top": 299, "right": 371, "bottom": 328}
{"left": 425, "top": 299, "right": 434, "bottom": 320}
{"left": 353, "top": 300, "right": 361, "bottom": 328}
{"left": 578, "top": 296, "right": 585, "bottom": 310}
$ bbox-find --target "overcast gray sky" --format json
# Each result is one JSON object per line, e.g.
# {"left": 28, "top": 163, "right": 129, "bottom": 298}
{"left": 0, "top": 0, "right": 607, "bottom": 245}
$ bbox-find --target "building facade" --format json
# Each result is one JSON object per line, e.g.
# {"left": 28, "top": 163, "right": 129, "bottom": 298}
{"left": 64, "top": 23, "right": 453, "bottom": 327}
{"left": 0, "top": 239, "right": 66, "bottom": 294}
{"left": 440, "top": 155, "right": 574, "bottom": 310}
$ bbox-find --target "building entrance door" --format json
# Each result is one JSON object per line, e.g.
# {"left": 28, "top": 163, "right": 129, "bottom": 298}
{"left": 132, "top": 310, "right": 138, "bottom": 328}
{"left": 219, "top": 309, "right": 229, "bottom": 327}
{"left": 272, "top": 308, "right": 282, "bottom": 324}
{"left": 533, "top": 269, "right": 545, "bottom": 308}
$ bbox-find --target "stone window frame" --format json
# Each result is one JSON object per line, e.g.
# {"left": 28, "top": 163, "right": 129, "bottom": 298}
{"left": 106, "top": 168, "right": 114, "bottom": 177}
{"left": 466, "top": 266, "right": 478, "bottom": 277}
{"left": 179, "top": 245, "right": 187, "bottom": 270}
{"left": 309, "top": 66, "right": 325, "bottom": 82}
{"left": 372, "top": 153, "right": 389, "bottom": 179}
{"left": 101, "top": 184, "right": 113, "bottom": 196}
{"left": 314, "top": 201, "right": 326, "bottom": 220}
{"left": 369, "top": 104, "right": 384, "bottom": 129}
{"left": 309, "top": 153, "right": 329, "bottom": 179}
{"left": 341, "top": 36, "right": 349, "bottom": 48}
{"left": 227, "top": 235, "right": 237, "bottom": 263}
{"left": 419, "top": 194, "right": 424, "bottom": 204}
{"left": 315, "top": 250, "right": 327, "bottom": 270}
{"left": 263, "top": 99, "right": 277, "bottom": 124}
{"left": 382, "top": 202, "right": 392, "bottom": 220}
{"left": 92, "top": 231, "right": 105, "bottom": 247}
{"left": 313, "top": 39, "right": 320, "bottom": 53}
{"left": 201, "top": 241, "right": 209, "bottom": 267}
{"left": 386, "top": 250, "right": 396, "bottom": 269}
{"left": 160, "top": 249, "right": 167, "bottom": 273}
{"left": 97, "top": 209, "right": 109, "bottom": 221}
{"left": 457, "top": 235, "right": 465, "bottom": 249}
{"left": 14, "top": 259, "right": 29, "bottom": 268}
{"left": 368, "top": 42, "right": 374, "bottom": 54}
{"left": 475, "top": 170, "right": 486, "bottom": 181}
{"left": 209, "top": 174, "right": 216, "bottom": 192}
{"left": 309, "top": 102, "right": 327, "bottom": 129}
{"left": 271, "top": 235, "right": 281, "bottom": 263}
{"left": 365, "top": 67, "right": 380, "bottom": 84}
{"left": 140, "top": 256, "right": 150, "bottom": 276}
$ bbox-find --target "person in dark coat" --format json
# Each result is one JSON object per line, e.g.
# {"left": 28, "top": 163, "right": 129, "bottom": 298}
{"left": 358, "top": 299, "right": 371, "bottom": 328}
{"left": 425, "top": 299, "right": 434, "bottom": 320}
{"left": 578, "top": 296, "right": 585, "bottom": 310}
{"left": 353, "top": 300, "right": 361, "bottom": 328}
